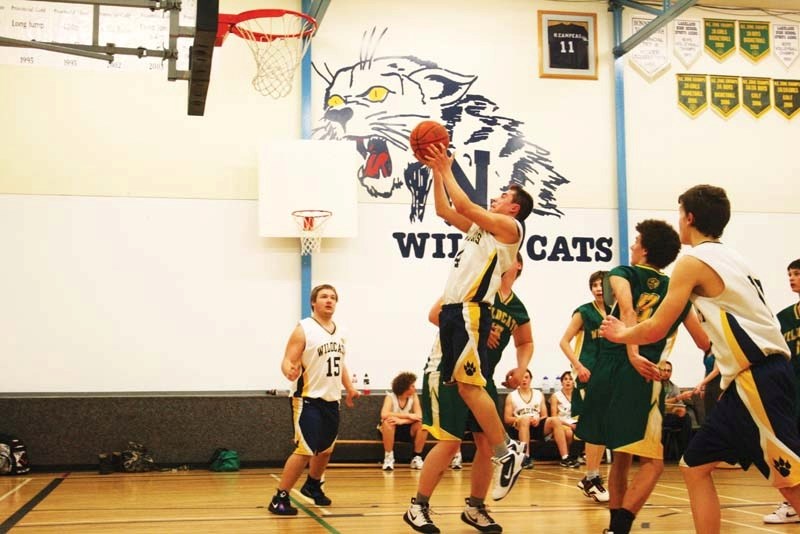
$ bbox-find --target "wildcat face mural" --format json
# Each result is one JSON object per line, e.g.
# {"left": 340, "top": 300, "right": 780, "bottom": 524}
{"left": 312, "top": 39, "right": 570, "bottom": 223}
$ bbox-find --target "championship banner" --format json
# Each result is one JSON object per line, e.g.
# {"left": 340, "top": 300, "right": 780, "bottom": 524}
{"left": 677, "top": 74, "right": 708, "bottom": 117}
{"left": 709, "top": 75, "right": 740, "bottom": 118}
{"left": 741, "top": 77, "right": 771, "bottom": 118}
{"left": 629, "top": 16, "right": 669, "bottom": 78}
{"left": 773, "top": 79, "right": 800, "bottom": 119}
{"left": 704, "top": 19, "right": 736, "bottom": 60}
{"left": 773, "top": 24, "right": 799, "bottom": 69}
{"left": 739, "top": 21, "right": 770, "bottom": 62}
{"left": 673, "top": 19, "right": 702, "bottom": 68}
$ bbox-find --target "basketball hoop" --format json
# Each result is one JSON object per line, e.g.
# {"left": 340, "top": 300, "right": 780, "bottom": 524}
{"left": 216, "top": 9, "right": 317, "bottom": 98}
{"left": 292, "top": 209, "right": 332, "bottom": 256}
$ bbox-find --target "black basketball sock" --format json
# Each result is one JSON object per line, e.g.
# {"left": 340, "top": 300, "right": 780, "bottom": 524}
{"left": 609, "top": 507, "right": 635, "bottom": 534}
{"left": 608, "top": 508, "right": 619, "bottom": 530}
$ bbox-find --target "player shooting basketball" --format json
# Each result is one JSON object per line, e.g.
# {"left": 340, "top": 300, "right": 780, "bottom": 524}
{"left": 408, "top": 139, "right": 532, "bottom": 517}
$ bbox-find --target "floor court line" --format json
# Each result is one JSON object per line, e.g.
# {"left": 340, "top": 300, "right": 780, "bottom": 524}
{"left": 0, "top": 478, "right": 30, "bottom": 502}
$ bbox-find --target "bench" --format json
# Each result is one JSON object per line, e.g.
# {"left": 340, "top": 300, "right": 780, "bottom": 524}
{"left": 331, "top": 391, "right": 569, "bottom": 463}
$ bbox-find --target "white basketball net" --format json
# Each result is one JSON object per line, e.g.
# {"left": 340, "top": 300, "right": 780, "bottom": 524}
{"left": 292, "top": 210, "right": 331, "bottom": 256}
{"left": 234, "top": 13, "right": 317, "bottom": 98}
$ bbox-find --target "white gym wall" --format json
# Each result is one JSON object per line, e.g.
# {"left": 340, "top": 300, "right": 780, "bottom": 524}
{"left": 0, "top": 0, "right": 797, "bottom": 392}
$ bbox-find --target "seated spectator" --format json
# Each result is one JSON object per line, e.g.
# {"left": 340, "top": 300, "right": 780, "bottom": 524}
{"left": 550, "top": 371, "right": 585, "bottom": 462}
{"left": 379, "top": 372, "right": 427, "bottom": 471}
{"left": 503, "top": 369, "right": 579, "bottom": 468}
{"left": 550, "top": 371, "right": 578, "bottom": 430}
{"left": 660, "top": 361, "right": 693, "bottom": 458}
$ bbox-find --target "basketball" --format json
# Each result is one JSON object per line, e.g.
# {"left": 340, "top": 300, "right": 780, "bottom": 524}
{"left": 409, "top": 120, "right": 450, "bottom": 163}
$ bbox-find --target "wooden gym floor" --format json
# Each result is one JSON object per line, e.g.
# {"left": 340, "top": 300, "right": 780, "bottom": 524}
{"left": 0, "top": 462, "right": 791, "bottom": 533}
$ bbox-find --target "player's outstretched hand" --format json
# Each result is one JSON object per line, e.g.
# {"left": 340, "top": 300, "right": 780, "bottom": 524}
{"left": 345, "top": 387, "right": 360, "bottom": 408}
{"left": 421, "top": 143, "right": 453, "bottom": 173}
{"left": 599, "top": 315, "right": 626, "bottom": 342}
{"left": 628, "top": 354, "right": 662, "bottom": 382}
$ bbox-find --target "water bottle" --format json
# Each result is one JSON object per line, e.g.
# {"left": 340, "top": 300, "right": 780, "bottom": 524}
{"left": 552, "top": 376, "right": 562, "bottom": 393}
{"left": 351, "top": 372, "right": 358, "bottom": 386}
{"left": 541, "top": 376, "right": 549, "bottom": 393}
{"left": 363, "top": 373, "right": 371, "bottom": 396}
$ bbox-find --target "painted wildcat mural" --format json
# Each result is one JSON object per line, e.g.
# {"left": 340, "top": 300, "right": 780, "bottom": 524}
{"left": 312, "top": 31, "right": 570, "bottom": 222}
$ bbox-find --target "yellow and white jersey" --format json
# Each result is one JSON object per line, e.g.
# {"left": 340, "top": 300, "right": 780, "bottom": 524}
{"left": 509, "top": 388, "right": 544, "bottom": 418}
{"left": 687, "top": 242, "right": 790, "bottom": 390}
{"left": 443, "top": 221, "right": 523, "bottom": 305}
{"left": 291, "top": 317, "right": 346, "bottom": 402}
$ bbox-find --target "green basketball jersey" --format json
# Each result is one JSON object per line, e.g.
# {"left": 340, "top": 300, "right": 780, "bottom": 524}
{"left": 601, "top": 264, "right": 690, "bottom": 363}
{"left": 573, "top": 300, "right": 610, "bottom": 370}
{"left": 487, "top": 290, "right": 530, "bottom": 377}
{"left": 778, "top": 302, "right": 800, "bottom": 363}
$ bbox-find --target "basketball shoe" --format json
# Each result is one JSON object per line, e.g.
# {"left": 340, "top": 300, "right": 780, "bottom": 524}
{"left": 461, "top": 498, "right": 502, "bottom": 533}
{"left": 268, "top": 490, "right": 298, "bottom": 516}
{"left": 450, "top": 451, "right": 463, "bottom": 469}
{"left": 300, "top": 478, "right": 331, "bottom": 506}
{"left": 410, "top": 455, "right": 424, "bottom": 470}
{"left": 578, "top": 475, "right": 609, "bottom": 503}
{"left": 382, "top": 451, "right": 395, "bottom": 471}
{"left": 764, "top": 502, "right": 800, "bottom": 523}
{"left": 403, "top": 497, "right": 440, "bottom": 533}
{"left": 491, "top": 439, "right": 525, "bottom": 501}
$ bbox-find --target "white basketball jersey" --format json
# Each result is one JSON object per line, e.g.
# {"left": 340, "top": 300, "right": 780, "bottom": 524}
{"left": 509, "top": 388, "right": 543, "bottom": 418}
{"left": 292, "top": 317, "right": 346, "bottom": 402}
{"left": 443, "top": 221, "right": 523, "bottom": 305}
{"left": 554, "top": 390, "right": 572, "bottom": 421}
{"left": 686, "top": 242, "right": 790, "bottom": 390}
{"left": 389, "top": 392, "right": 414, "bottom": 414}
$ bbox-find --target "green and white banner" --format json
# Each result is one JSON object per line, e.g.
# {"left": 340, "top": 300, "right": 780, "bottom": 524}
{"left": 739, "top": 21, "right": 770, "bottom": 62}
{"left": 710, "top": 75, "right": 740, "bottom": 118}
{"left": 773, "top": 79, "right": 800, "bottom": 119}
{"left": 741, "top": 77, "right": 771, "bottom": 118}
{"left": 677, "top": 74, "right": 708, "bottom": 117}
{"left": 704, "top": 19, "right": 736, "bottom": 61}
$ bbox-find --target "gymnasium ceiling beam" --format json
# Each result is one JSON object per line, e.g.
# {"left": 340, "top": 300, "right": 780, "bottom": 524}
{"left": 611, "top": 0, "right": 698, "bottom": 58}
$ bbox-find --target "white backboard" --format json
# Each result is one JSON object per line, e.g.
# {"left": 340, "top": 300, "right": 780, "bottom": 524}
{"left": 258, "top": 140, "right": 359, "bottom": 238}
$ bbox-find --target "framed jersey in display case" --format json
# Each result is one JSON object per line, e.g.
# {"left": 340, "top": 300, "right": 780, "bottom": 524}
{"left": 538, "top": 11, "right": 598, "bottom": 80}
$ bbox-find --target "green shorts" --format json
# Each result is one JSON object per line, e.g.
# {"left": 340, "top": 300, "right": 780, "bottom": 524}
{"left": 575, "top": 349, "right": 663, "bottom": 458}
{"left": 421, "top": 368, "right": 469, "bottom": 441}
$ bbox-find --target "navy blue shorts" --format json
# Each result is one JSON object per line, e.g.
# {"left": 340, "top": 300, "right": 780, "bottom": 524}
{"left": 292, "top": 397, "right": 340, "bottom": 456}
{"left": 439, "top": 302, "right": 491, "bottom": 387}
{"left": 684, "top": 355, "right": 800, "bottom": 488}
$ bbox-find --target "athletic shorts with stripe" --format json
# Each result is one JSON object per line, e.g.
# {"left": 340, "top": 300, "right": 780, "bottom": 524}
{"left": 421, "top": 369, "right": 499, "bottom": 442}
{"left": 684, "top": 355, "right": 800, "bottom": 488}
{"left": 576, "top": 350, "right": 664, "bottom": 458}
{"left": 292, "top": 396, "right": 340, "bottom": 456}
{"left": 439, "top": 302, "right": 492, "bottom": 387}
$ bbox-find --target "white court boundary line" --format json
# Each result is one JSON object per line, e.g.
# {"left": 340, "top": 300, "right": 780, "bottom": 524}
{"left": 0, "top": 477, "right": 31, "bottom": 502}
{"left": 531, "top": 468, "right": 785, "bottom": 532}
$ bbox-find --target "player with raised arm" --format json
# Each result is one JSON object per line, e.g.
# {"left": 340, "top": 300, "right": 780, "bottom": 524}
{"left": 405, "top": 141, "right": 532, "bottom": 525}
{"left": 601, "top": 185, "right": 800, "bottom": 534}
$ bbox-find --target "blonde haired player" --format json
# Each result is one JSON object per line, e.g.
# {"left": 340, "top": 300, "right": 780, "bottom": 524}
{"left": 269, "top": 284, "right": 359, "bottom": 516}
